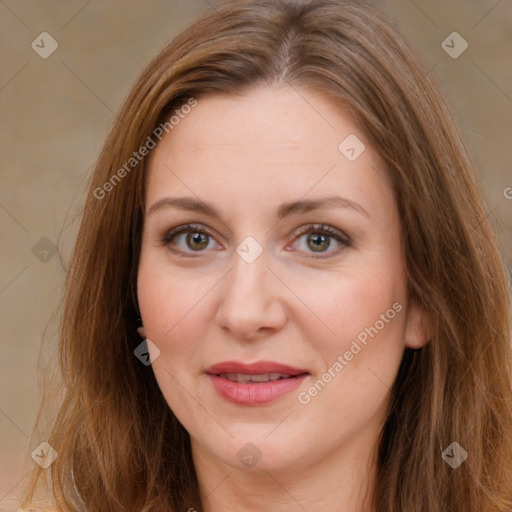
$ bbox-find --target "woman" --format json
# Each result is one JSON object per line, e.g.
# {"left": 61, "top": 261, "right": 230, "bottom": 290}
{"left": 20, "top": 0, "right": 512, "bottom": 511}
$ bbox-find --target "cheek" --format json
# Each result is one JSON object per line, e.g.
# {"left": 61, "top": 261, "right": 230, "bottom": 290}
{"left": 137, "top": 257, "right": 214, "bottom": 363}
{"left": 291, "top": 263, "right": 407, "bottom": 358}
{"left": 294, "top": 272, "right": 407, "bottom": 433}
{"left": 137, "top": 257, "right": 222, "bottom": 434}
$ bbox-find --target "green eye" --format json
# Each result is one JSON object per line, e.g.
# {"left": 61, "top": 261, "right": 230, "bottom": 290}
{"left": 292, "top": 224, "right": 350, "bottom": 258}
{"left": 184, "top": 231, "right": 209, "bottom": 251}
{"left": 161, "top": 223, "right": 216, "bottom": 255}
{"left": 161, "top": 223, "right": 350, "bottom": 258}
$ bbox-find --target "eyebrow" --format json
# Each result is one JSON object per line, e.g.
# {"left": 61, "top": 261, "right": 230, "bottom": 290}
{"left": 147, "top": 195, "right": 370, "bottom": 220}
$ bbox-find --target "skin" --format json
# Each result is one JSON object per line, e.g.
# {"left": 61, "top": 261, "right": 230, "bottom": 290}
{"left": 137, "top": 84, "right": 431, "bottom": 512}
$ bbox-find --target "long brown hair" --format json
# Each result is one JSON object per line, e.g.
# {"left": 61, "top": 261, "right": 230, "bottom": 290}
{"left": 20, "top": 0, "right": 512, "bottom": 510}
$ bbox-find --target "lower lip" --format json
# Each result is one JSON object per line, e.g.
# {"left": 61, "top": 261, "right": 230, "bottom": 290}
{"left": 208, "top": 374, "right": 308, "bottom": 405}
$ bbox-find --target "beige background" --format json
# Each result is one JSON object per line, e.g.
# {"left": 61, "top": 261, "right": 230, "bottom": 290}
{"left": 1, "top": 0, "right": 511, "bottom": 508}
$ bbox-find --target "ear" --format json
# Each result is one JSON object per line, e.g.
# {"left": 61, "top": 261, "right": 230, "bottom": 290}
{"left": 137, "top": 326, "right": 147, "bottom": 339}
{"left": 404, "top": 299, "right": 433, "bottom": 349}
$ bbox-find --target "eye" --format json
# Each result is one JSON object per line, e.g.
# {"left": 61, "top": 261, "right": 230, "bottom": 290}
{"left": 160, "top": 223, "right": 350, "bottom": 258}
{"left": 160, "top": 223, "right": 220, "bottom": 257}
{"left": 290, "top": 223, "right": 351, "bottom": 258}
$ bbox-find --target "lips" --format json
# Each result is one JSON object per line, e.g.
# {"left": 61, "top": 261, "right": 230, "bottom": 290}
{"left": 206, "top": 360, "right": 308, "bottom": 376}
{"left": 206, "top": 360, "right": 309, "bottom": 405}
{"left": 219, "top": 372, "right": 294, "bottom": 383}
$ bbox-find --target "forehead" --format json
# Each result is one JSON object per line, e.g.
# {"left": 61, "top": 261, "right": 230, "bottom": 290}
{"left": 145, "top": 85, "right": 392, "bottom": 220}
{"left": 156, "top": 85, "right": 359, "bottom": 159}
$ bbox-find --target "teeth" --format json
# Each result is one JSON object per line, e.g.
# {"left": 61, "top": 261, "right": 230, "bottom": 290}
{"left": 220, "top": 372, "right": 293, "bottom": 383}
{"left": 251, "top": 372, "right": 280, "bottom": 382}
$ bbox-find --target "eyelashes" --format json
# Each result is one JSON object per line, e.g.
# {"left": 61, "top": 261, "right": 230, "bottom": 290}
{"left": 288, "top": 224, "right": 351, "bottom": 258}
{"left": 160, "top": 223, "right": 218, "bottom": 256}
{"left": 159, "top": 222, "right": 351, "bottom": 259}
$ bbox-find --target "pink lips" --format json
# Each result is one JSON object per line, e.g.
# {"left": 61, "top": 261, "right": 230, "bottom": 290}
{"left": 205, "top": 360, "right": 309, "bottom": 405}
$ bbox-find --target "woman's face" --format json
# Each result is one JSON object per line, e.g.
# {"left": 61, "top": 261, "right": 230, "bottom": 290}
{"left": 137, "top": 85, "right": 429, "bottom": 474}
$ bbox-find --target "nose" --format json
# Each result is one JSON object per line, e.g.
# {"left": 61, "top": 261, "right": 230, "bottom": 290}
{"left": 215, "top": 249, "right": 287, "bottom": 341}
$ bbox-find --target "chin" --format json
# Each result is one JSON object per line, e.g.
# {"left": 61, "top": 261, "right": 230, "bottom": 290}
{"left": 201, "top": 428, "right": 315, "bottom": 473}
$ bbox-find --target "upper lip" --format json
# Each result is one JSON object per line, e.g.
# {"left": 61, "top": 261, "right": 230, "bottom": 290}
{"left": 206, "top": 360, "right": 309, "bottom": 376}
